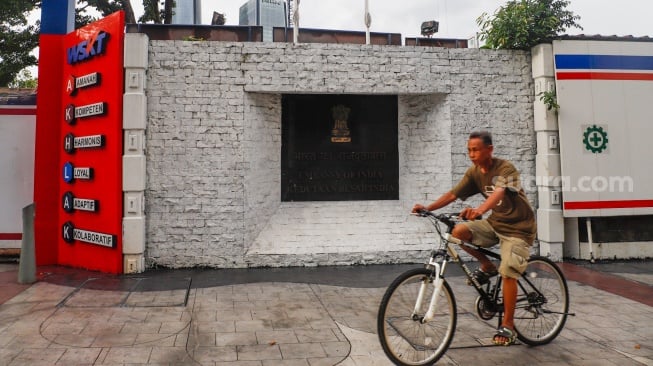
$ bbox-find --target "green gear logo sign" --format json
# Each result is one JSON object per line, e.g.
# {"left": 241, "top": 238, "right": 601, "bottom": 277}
{"left": 583, "top": 125, "right": 608, "bottom": 153}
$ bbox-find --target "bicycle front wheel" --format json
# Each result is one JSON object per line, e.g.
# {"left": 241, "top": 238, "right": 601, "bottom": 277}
{"left": 377, "top": 268, "right": 456, "bottom": 366}
{"left": 514, "top": 256, "right": 569, "bottom": 346}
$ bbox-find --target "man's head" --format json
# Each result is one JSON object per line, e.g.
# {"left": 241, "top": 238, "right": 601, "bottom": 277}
{"left": 468, "top": 131, "right": 493, "bottom": 167}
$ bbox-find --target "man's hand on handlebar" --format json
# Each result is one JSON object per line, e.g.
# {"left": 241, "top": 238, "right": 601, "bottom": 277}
{"left": 412, "top": 204, "right": 483, "bottom": 221}
{"left": 459, "top": 207, "right": 484, "bottom": 221}
{"left": 411, "top": 204, "right": 427, "bottom": 214}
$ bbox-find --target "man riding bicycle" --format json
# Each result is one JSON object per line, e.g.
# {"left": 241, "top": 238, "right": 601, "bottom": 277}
{"left": 412, "top": 130, "right": 536, "bottom": 346}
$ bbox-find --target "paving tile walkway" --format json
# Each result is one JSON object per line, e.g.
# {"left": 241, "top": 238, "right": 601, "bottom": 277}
{"left": 0, "top": 261, "right": 652, "bottom": 365}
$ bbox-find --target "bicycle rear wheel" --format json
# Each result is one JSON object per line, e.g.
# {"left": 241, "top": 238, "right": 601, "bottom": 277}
{"left": 514, "top": 256, "right": 569, "bottom": 345}
{"left": 377, "top": 268, "right": 456, "bottom": 366}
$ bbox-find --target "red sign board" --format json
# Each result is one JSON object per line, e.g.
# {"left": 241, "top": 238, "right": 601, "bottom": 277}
{"left": 58, "top": 12, "right": 124, "bottom": 273}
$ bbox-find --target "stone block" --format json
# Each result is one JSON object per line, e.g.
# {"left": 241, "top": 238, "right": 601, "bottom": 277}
{"left": 536, "top": 131, "right": 560, "bottom": 155}
{"left": 538, "top": 241, "right": 563, "bottom": 262}
{"left": 123, "top": 155, "right": 146, "bottom": 191}
{"left": 537, "top": 208, "right": 565, "bottom": 243}
{"left": 537, "top": 186, "right": 562, "bottom": 209}
{"left": 124, "top": 33, "right": 148, "bottom": 68}
{"left": 531, "top": 44, "right": 554, "bottom": 78}
{"left": 123, "top": 93, "right": 146, "bottom": 130}
{"left": 533, "top": 99, "right": 559, "bottom": 132}
{"left": 536, "top": 153, "right": 561, "bottom": 181}
{"left": 123, "top": 253, "right": 145, "bottom": 274}
{"left": 123, "top": 216, "right": 145, "bottom": 254}
{"left": 124, "top": 191, "right": 144, "bottom": 217}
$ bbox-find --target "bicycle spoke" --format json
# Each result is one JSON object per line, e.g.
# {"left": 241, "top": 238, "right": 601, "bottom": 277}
{"left": 514, "top": 257, "right": 569, "bottom": 345}
{"left": 378, "top": 268, "right": 457, "bottom": 366}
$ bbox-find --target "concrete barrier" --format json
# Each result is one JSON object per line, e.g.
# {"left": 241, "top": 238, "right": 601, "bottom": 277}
{"left": 18, "top": 203, "right": 36, "bottom": 284}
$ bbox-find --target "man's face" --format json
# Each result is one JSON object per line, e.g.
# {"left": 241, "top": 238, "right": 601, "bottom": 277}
{"left": 467, "top": 138, "right": 493, "bottom": 166}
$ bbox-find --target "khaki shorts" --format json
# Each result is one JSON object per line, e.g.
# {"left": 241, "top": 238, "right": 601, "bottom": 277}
{"left": 462, "top": 219, "right": 531, "bottom": 279}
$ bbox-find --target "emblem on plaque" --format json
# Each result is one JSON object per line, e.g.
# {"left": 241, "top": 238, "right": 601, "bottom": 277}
{"left": 583, "top": 124, "right": 608, "bottom": 154}
{"left": 330, "top": 104, "right": 351, "bottom": 143}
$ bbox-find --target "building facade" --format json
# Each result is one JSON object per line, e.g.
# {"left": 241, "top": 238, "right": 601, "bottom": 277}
{"left": 32, "top": 7, "right": 653, "bottom": 275}
{"left": 239, "top": 0, "right": 288, "bottom": 42}
{"left": 172, "top": 0, "right": 202, "bottom": 25}
{"left": 143, "top": 40, "right": 536, "bottom": 268}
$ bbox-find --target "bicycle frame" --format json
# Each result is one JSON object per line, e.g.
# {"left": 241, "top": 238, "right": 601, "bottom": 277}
{"left": 416, "top": 213, "right": 507, "bottom": 324}
{"left": 416, "top": 211, "right": 571, "bottom": 325}
{"left": 419, "top": 238, "right": 504, "bottom": 321}
{"left": 413, "top": 260, "right": 445, "bottom": 323}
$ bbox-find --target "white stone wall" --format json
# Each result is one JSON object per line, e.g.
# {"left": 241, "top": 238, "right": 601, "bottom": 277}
{"left": 243, "top": 92, "right": 281, "bottom": 248}
{"left": 145, "top": 41, "right": 534, "bottom": 268}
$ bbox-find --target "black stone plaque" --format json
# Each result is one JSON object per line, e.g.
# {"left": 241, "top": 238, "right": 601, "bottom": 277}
{"left": 281, "top": 94, "right": 398, "bottom": 201}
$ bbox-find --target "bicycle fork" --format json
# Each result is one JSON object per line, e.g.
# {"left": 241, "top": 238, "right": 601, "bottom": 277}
{"left": 412, "top": 259, "right": 447, "bottom": 323}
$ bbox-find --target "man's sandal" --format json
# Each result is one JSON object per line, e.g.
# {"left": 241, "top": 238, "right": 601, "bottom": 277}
{"left": 492, "top": 326, "right": 517, "bottom": 346}
{"left": 466, "top": 268, "right": 498, "bottom": 286}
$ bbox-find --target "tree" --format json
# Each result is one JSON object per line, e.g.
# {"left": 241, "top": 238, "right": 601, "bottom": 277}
{"left": 8, "top": 69, "right": 38, "bottom": 89}
{"left": 0, "top": 0, "right": 138, "bottom": 87}
{"left": 139, "top": 0, "right": 176, "bottom": 24}
{"left": 76, "top": 0, "right": 137, "bottom": 27}
{"left": 163, "top": 0, "right": 174, "bottom": 24}
{"left": 140, "top": 0, "right": 162, "bottom": 23}
{"left": 0, "top": 0, "right": 39, "bottom": 87}
{"left": 3, "top": 0, "right": 178, "bottom": 87}
{"left": 476, "top": 0, "right": 582, "bottom": 50}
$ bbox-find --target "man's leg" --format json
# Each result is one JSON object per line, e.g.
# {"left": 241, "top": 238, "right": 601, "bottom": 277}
{"left": 494, "top": 236, "right": 530, "bottom": 345}
{"left": 451, "top": 224, "right": 497, "bottom": 272}
{"left": 495, "top": 276, "right": 517, "bottom": 343}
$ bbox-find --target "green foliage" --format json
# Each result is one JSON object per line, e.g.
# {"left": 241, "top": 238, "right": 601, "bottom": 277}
{"left": 139, "top": 0, "right": 175, "bottom": 24}
{"left": 0, "top": 0, "right": 39, "bottom": 87}
{"left": 75, "top": 0, "right": 134, "bottom": 28}
{"left": 183, "top": 35, "right": 206, "bottom": 41}
{"left": 539, "top": 90, "right": 559, "bottom": 112}
{"left": 477, "top": 0, "right": 582, "bottom": 50}
{"left": 1, "top": 0, "right": 137, "bottom": 87}
{"left": 8, "top": 69, "right": 38, "bottom": 89}
{"left": 140, "top": 0, "right": 162, "bottom": 23}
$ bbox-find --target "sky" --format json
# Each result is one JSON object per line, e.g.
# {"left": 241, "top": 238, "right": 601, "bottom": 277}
{"left": 172, "top": 0, "right": 653, "bottom": 40}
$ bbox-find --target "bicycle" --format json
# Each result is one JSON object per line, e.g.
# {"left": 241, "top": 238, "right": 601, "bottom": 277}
{"left": 377, "top": 210, "right": 573, "bottom": 365}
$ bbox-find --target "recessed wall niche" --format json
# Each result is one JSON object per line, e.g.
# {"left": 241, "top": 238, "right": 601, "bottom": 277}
{"left": 281, "top": 94, "right": 399, "bottom": 202}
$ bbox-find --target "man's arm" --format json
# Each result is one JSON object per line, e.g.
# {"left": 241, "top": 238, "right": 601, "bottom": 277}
{"left": 460, "top": 187, "right": 506, "bottom": 220}
{"left": 412, "top": 191, "right": 458, "bottom": 213}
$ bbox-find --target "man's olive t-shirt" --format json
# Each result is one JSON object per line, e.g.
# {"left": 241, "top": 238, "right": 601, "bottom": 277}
{"left": 450, "top": 158, "right": 536, "bottom": 244}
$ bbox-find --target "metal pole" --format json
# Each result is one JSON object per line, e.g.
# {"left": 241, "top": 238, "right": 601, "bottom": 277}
{"left": 293, "top": 0, "right": 299, "bottom": 44}
{"left": 364, "top": 0, "right": 371, "bottom": 45}
{"left": 18, "top": 203, "right": 36, "bottom": 284}
{"left": 586, "top": 218, "right": 595, "bottom": 263}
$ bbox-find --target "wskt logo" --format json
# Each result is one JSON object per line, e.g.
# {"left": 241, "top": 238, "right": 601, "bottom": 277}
{"left": 67, "top": 30, "right": 109, "bottom": 65}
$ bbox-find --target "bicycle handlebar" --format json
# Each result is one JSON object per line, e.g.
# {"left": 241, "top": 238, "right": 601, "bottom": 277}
{"left": 414, "top": 210, "right": 460, "bottom": 229}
